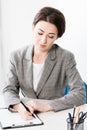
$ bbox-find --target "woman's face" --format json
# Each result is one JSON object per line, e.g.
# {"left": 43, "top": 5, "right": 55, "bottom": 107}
{"left": 32, "top": 21, "right": 58, "bottom": 53}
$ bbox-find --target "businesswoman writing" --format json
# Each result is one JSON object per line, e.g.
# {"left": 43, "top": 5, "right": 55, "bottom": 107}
{"left": 3, "top": 7, "right": 85, "bottom": 120}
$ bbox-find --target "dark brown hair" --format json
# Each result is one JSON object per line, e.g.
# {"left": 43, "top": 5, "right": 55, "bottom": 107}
{"left": 33, "top": 6, "right": 66, "bottom": 38}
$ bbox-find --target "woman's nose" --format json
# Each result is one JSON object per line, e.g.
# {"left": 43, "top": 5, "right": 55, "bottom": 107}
{"left": 40, "top": 36, "right": 47, "bottom": 44}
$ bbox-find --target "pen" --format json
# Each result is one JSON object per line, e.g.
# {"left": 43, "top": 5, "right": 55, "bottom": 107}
{"left": 20, "top": 101, "right": 36, "bottom": 118}
{"left": 73, "top": 105, "right": 76, "bottom": 119}
{"left": 68, "top": 113, "right": 72, "bottom": 123}
{"left": 73, "top": 106, "right": 80, "bottom": 124}
{"left": 78, "top": 112, "right": 87, "bottom": 123}
{"left": 68, "top": 113, "right": 73, "bottom": 130}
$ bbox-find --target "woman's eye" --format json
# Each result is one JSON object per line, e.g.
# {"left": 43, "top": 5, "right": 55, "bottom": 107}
{"left": 38, "top": 32, "right": 43, "bottom": 35}
{"left": 37, "top": 32, "right": 55, "bottom": 39}
{"left": 48, "top": 36, "right": 54, "bottom": 39}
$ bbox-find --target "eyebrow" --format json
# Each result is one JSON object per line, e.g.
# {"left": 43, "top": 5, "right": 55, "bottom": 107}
{"left": 39, "top": 28, "right": 57, "bottom": 35}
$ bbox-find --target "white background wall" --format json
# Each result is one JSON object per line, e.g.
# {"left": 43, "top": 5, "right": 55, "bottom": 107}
{"left": 0, "top": 0, "right": 87, "bottom": 84}
{"left": 0, "top": 0, "right": 4, "bottom": 88}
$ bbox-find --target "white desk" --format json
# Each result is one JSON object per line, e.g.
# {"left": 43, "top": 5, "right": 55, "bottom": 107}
{"left": 0, "top": 95, "right": 87, "bottom": 130}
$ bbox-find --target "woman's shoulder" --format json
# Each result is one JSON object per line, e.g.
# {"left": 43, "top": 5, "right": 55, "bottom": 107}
{"left": 54, "top": 44, "right": 74, "bottom": 57}
{"left": 10, "top": 44, "right": 33, "bottom": 60}
{"left": 53, "top": 44, "right": 75, "bottom": 62}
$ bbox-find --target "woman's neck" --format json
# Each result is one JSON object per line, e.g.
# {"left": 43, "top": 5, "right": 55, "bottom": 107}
{"left": 33, "top": 49, "right": 48, "bottom": 64}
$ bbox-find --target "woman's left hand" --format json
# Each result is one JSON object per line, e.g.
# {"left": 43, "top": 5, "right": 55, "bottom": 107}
{"left": 25, "top": 100, "right": 53, "bottom": 113}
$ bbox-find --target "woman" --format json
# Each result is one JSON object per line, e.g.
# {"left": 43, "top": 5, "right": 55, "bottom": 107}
{"left": 3, "top": 6, "right": 85, "bottom": 120}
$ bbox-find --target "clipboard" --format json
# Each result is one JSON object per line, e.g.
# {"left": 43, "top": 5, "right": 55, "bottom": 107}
{"left": 0, "top": 108, "right": 43, "bottom": 129}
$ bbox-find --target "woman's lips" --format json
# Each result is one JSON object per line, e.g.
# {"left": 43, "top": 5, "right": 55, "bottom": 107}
{"left": 40, "top": 44, "right": 46, "bottom": 48}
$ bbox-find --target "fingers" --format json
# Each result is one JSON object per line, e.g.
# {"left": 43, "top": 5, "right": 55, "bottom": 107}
{"left": 26, "top": 101, "right": 37, "bottom": 112}
{"left": 28, "top": 106, "right": 34, "bottom": 114}
{"left": 20, "top": 110, "right": 33, "bottom": 120}
{"left": 18, "top": 103, "right": 33, "bottom": 120}
{"left": 12, "top": 102, "right": 35, "bottom": 120}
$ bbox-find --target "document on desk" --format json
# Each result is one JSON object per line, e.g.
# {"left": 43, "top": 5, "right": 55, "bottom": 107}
{"left": 0, "top": 108, "right": 43, "bottom": 129}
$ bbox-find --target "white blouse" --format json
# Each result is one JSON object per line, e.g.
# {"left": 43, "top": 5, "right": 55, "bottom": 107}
{"left": 33, "top": 63, "right": 44, "bottom": 92}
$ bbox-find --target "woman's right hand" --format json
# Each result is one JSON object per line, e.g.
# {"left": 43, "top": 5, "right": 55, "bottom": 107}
{"left": 11, "top": 103, "right": 33, "bottom": 120}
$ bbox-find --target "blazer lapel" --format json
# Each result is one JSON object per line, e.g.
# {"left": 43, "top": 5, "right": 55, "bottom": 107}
{"left": 22, "top": 45, "right": 34, "bottom": 90}
{"left": 36, "top": 45, "right": 57, "bottom": 96}
{"left": 23, "top": 59, "right": 33, "bottom": 89}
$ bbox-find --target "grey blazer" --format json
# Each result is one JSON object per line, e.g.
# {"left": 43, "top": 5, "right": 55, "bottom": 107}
{"left": 3, "top": 44, "right": 85, "bottom": 111}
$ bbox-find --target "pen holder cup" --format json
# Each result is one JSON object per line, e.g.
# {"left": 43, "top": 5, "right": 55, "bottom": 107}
{"left": 66, "top": 118, "right": 84, "bottom": 130}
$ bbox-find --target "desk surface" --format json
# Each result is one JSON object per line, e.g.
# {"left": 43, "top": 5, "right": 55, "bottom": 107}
{"left": 0, "top": 95, "right": 87, "bottom": 130}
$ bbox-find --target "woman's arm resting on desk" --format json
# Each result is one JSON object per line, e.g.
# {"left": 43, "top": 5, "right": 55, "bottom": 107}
{"left": 25, "top": 100, "right": 53, "bottom": 112}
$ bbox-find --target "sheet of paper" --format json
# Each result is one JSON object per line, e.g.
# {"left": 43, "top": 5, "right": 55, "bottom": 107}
{"left": 0, "top": 109, "right": 43, "bottom": 128}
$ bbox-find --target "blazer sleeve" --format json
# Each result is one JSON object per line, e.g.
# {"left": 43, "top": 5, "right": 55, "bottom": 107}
{"left": 3, "top": 52, "right": 21, "bottom": 107}
{"left": 48, "top": 52, "right": 86, "bottom": 111}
